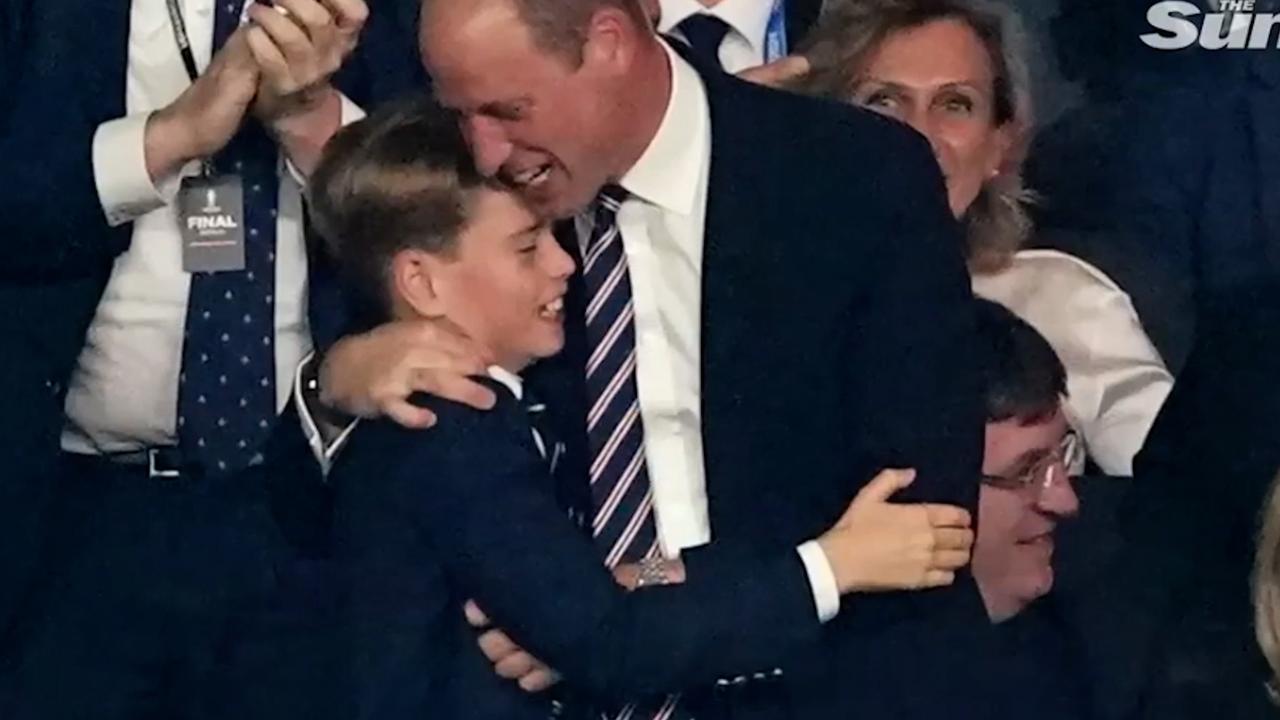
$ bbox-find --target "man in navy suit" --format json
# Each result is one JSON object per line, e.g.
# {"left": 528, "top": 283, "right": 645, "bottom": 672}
{"left": 0, "top": 1, "right": 422, "bottom": 717}
{"left": 317, "top": 0, "right": 992, "bottom": 716}
{"left": 310, "top": 95, "right": 973, "bottom": 720}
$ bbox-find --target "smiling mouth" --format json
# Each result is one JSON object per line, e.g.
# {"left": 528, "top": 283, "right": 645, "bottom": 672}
{"left": 538, "top": 296, "right": 564, "bottom": 320}
{"left": 509, "top": 164, "right": 552, "bottom": 191}
{"left": 1018, "top": 534, "right": 1054, "bottom": 550}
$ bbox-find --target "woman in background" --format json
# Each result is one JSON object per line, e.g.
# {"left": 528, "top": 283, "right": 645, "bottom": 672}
{"left": 792, "top": 0, "right": 1171, "bottom": 476}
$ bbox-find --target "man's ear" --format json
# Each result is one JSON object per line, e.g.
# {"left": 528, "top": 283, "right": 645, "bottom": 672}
{"left": 391, "top": 249, "right": 449, "bottom": 319}
{"left": 581, "top": 3, "right": 639, "bottom": 75}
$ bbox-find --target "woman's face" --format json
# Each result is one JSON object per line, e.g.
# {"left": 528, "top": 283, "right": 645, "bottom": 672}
{"left": 850, "top": 18, "right": 1013, "bottom": 217}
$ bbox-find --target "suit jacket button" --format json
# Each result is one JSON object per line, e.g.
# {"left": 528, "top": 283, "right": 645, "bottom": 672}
{"left": 45, "top": 379, "right": 62, "bottom": 395}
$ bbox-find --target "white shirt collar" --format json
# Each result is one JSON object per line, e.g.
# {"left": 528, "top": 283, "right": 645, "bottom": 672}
{"left": 617, "top": 41, "right": 709, "bottom": 217}
{"left": 486, "top": 365, "right": 524, "bottom": 401}
{"left": 658, "top": 0, "right": 775, "bottom": 60}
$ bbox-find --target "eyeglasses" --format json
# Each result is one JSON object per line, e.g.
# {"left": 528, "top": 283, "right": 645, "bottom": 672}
{"left": 981, "top": 430, "right": 1083, "bottom": 492}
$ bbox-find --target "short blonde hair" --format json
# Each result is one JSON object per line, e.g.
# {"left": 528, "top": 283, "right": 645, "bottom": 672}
{"left": 791, "top": 0, "right": 1034, "bottom": 273}
{"left": 1254, "top": 469, "right": 1280, "bottom": 696}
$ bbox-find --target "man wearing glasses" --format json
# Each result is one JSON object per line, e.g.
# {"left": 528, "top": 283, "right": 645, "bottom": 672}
{"left": 970, "top": 299, "right": 1082, "bottom": 622}
{"left": 965, "top": 299, "right": 1088, "bottom": 718}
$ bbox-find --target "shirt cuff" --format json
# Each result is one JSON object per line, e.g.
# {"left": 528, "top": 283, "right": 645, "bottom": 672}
{"left": 294, "top": 351, "right": 360, "bottom": 475}
{"left": 94, "top": 112, "right": 192, "bottom": 226}
{"left": 796, "top": 540, "right": 841, "bottom": 623}
{"left": 283, "top": 91, "right": 366, "bottom": 187}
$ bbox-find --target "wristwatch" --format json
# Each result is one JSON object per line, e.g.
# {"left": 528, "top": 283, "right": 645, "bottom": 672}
{"left": 634, "top": 557, "right": 673, "bottom": 588}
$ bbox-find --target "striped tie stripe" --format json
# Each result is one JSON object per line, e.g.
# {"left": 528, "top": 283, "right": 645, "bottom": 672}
{"left": 582, "top": 186, "right": 688, "bottom": 720}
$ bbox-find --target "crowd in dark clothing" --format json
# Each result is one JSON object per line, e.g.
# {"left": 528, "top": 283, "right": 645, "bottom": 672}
{"left": 2, "top": 0, "right": 1280, "bottom": 718}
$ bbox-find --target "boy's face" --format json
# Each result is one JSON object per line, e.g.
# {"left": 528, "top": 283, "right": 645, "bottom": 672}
{"left": 427, "top": 189, "right": 574, "bottom": 371}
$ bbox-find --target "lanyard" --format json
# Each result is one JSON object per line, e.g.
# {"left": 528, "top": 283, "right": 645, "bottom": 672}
{"left": 164, "top": 0, "right": 202, "bottom": 82}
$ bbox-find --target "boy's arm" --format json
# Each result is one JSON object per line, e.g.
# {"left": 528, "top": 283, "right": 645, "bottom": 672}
{"left": 340, "top": 393, "right": 824, "bottom": 703}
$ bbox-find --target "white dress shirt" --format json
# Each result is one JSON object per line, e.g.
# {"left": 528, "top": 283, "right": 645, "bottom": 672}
{"left": 972, "top": 249, "right": 1175, "bottom": 476}
{"left": 575, "top": 44, "right": 839, "bottom": 620}
{"left": 62, "top": 0, "right": 359, "bottom": 455}
{"left": 658, "top": 0, "right": 779, "bottom": 72}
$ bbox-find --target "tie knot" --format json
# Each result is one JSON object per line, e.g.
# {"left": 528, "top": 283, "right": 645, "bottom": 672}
{"left": 597, "top": 184, "right": 628, "bottom": 212}
{"left": 676, "top": 13, "right": 730, "bottom": 69}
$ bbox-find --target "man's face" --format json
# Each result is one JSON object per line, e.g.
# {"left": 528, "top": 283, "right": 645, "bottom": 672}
{"left": 420, "top": 0, "right": 622, "bottom": 219}
{"left": 973, "top": 408, "right": 1080, "bottom": 623}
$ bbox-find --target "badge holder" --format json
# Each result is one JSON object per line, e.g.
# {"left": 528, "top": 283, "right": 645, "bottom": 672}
{"left": 178, "top": 163, "right": 247, "bottom": 274}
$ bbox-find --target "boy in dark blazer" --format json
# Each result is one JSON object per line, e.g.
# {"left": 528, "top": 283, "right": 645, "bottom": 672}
{"left": 311, "top": 97, "right": 975, "bottom": 720}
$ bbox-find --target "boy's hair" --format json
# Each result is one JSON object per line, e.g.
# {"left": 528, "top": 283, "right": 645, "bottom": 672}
{"left": 973, "top": 298, "right": 1067, "bottom": 424}
{"left": 307, "top": 95, "right": 488, "bottom": 328}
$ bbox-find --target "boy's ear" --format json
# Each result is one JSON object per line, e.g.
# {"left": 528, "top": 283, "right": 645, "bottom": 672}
{"left": 391, "top": 249, "right": 449, "bottom": 319}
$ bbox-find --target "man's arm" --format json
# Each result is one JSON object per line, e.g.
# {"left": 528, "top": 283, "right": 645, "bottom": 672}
{"left": 337, "top": 396, "right": 824, "bottom": 706}
{"left": 844, "top": 129, "right": 984, "bottom": 513}
{"left": 0, "top": 18, "right": 264, "bottom": 280}
{"left": 337, "top": 395, "right": 972, "bottom": 707}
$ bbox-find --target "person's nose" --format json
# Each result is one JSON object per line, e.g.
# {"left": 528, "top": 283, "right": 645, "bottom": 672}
{"left": 460, "top": 115, "right": 514, "bottom": 178}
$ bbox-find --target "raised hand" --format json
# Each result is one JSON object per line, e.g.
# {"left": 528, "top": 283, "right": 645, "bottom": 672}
{"left": 144, "top": 28, "right": 260, "bottom": 181}
{"left": 245, "top": 0, "right": 365, "bottom": 120}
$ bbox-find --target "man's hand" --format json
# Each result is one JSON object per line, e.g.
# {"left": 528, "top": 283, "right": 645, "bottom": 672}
{"left": 245, "top": 0, "right": 366, "bottom": 173}
{"left": 245, "top": 0, "right": 364, "bottom": 120}
{"left": 145, "top": 28, "right": 259, "bottom": 181}
{"left": 818, "top": 468, "right": 974, "bottom": 593}
{"left": 736, "top": 55, "right": 810, "bottom": 89}
{"left": 463, "top": 600, "right": 562, "bottom": 693}
{"left": 318, "top": 319, "right": 497, "bottom": 428}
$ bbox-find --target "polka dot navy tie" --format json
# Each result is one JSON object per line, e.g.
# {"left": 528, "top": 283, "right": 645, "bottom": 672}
{"left": 176, "top": 0, "right": 278, "bottom": 477}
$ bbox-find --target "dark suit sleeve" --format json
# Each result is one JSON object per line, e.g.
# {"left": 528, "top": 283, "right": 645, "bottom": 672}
{"left": 0, "top": 12, "right": 133, "bottom": 279}
{"left": 841, "top": 125, "right": 984, "bottom": 514}
{"left": 339, "top": 395, "right": 822, "bottom": 706}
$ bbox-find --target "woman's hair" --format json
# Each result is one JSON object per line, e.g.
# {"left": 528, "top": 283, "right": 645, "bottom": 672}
{"left": 1254, "top": 469, "right": 1280, "bottom": 696}
{"left": 791, "top": 0, "right": 1034, "bottom": 273}
{"left": 307, "top": 94, "right": 489, "bottom": 329}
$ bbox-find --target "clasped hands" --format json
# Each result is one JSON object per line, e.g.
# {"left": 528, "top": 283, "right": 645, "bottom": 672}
{"left": 145, "top": 0, "right": 366, "bottom": 180}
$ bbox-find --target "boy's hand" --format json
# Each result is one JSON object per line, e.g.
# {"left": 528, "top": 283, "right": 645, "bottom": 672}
{"left": 818, "top": 468, "right": 974, "bottom": 593}
{"left": 318, "top": 319, "right": 496, "bottom": 428}
{"left": 463, "top": 600, "right": 562, "bottom": 693}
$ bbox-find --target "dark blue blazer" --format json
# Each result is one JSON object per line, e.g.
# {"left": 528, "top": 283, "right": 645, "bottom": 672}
{"left": 529, "top": 55, "right": 989, "bottom": 718}
{"left": 0, "top": 0, "right": 423, "bottom": 642}
{"left": 1103, "top": 53, "right": 1280, "bottom": 350}
{"left": 1072, "top": 280, "right": 1280, "bottom": 719}
{"left": 331, "top": 380, "right": 823, "bottom": 720}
